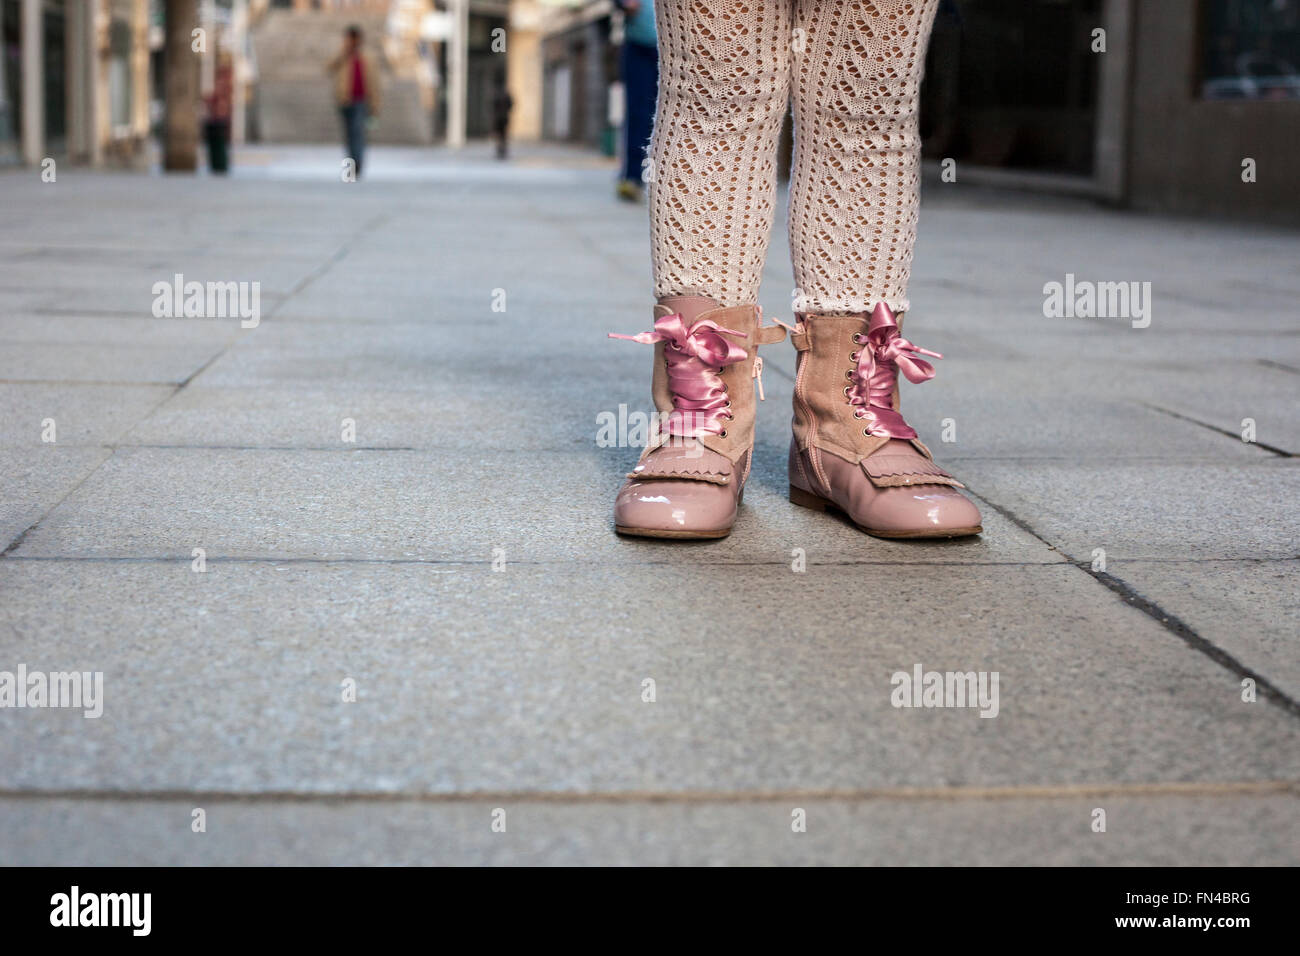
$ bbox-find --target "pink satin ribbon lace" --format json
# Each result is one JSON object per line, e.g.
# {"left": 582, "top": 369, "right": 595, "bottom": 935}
{"left": 847, "top": 303, "right": 942, "bottom": 440}
{"left": 609, "top": 313, "right": 748, "bottom": 438}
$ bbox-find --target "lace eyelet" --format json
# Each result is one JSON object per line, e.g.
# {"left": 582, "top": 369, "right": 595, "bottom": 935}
{"left": 852, "top": 334, "right": 863, "bottom": 345}
{"left": 719, "top": 430, "right": 728, "bottom": 438}
{"left": 850, "top": 351, "right": 859, "bottom": 362}
{"left": 844, "top": 369, "right": 853, "bottom": 381}
{"left": 863, "top": 428, "right": 871, "bottom": 436}
{"left": 842, "top": 385, "right": 851, "bottom": 396}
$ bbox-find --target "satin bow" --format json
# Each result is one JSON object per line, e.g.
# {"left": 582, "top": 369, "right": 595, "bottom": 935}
{"left": 847, "top": 302, "right": 943, "bottom": 440}
{"left": 610, "top": 313, "right": 748, "bottom": 437}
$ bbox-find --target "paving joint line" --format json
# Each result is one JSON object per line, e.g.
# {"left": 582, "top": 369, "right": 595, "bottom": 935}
{"left": 0, "top": 215, "right": 387, "bottom": 554}
{"left": 1256, "top": 358, "right": 1300, "bottom": 376}
{"left": 967, "top": 488, "right": 1300, "bottom": 720}
{"left": 2, "top": 781, "right": 1295, "bottom": 805}
{"left": 0, "top": 447, "right": 114, "bottom": 558}
{"left": 0, "top": 378, "right": 183, "bottom": 386}
{"left": 1143, "top": 402, "right": 1294, "bottom": 457}
{"left": 0, "top": 555, "right": 1067, "bottom": 568}
{"left": 1078, "top": 563, "right": 1300, "bottom": 719}
{"left": 7, "top": 442, "right": 1285, "bottom": 465}
{"left": 271, "top": 212, "right": 390, "bottom": 313}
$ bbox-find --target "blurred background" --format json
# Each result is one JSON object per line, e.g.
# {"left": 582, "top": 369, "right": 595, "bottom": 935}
{"left": 2, "top": 0, "right": 1298, "bottom": 220}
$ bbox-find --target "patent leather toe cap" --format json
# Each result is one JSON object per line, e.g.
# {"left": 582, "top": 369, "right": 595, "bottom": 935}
{"left": 857, "top": 485, "right": 983, "bottom": 537}
{"left": 614, "top": 478, "right": 738, "bottom": 538}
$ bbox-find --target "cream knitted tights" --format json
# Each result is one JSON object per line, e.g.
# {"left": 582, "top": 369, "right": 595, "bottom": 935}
{"left": 648, "top": 0, "right": 940, "bottom": 314}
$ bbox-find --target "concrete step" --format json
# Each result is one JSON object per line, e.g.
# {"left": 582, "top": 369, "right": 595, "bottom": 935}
{"left": 256, "top": 78, "right": 431, "bottom": 145}
{"left": 252, "top": 9, "right": 431, "bottom": 145}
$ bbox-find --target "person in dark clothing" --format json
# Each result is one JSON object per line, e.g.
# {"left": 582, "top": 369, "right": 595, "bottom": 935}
{"left": 492, "top": 78, "right": 514, "bottom": 160}
{"left": 613, "top": 0, "right": 658, "bottom": 201}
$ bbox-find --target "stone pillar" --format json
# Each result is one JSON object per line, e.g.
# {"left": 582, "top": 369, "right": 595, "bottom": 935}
{"left": 447, "top": 0, "right": 468, "bottom": 146}
{"left": 507, "top": 0, "right": 543, "bottom": 141}
{"left": 231, "top": 0, "right": 248, "bottom": 144}
{"left": 66, "top": 0, "right": 87, "bottom": 161}
{"left": 20, "top": 0, "right": 43, "bottom": 165}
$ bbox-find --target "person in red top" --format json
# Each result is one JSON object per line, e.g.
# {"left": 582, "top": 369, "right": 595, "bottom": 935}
{"left": 327, "top": 25, "right": 381, "bottom": 178}
{"left": 351, "top": 54, "right": 365, "bottom": 104}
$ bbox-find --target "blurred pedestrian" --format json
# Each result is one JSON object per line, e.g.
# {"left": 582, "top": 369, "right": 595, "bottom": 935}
{"left": 492, "top": 77, "right": 514, "bottom": 160}
{"left": 614, "top": 0, "right": 657, "bottom": 201}
{"left": 610, "top": 1, "right": 983, "bottom": 542}
{"left": 328, "top": 25, "right": 381, "bottom": 178}
{"left": 202, "top": 53, "right": 234, "bottom": 174}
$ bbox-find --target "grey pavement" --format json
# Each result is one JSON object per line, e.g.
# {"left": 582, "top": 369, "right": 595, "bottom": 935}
{"left": 0, "top": 142, "right": 1297, "bottom": 865}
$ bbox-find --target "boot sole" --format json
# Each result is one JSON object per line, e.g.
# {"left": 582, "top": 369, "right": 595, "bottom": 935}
{"left": 615, "top": 525, "right": 732, "bottom": 540}
{"left": 789, "top": 484, "right": 982, "bottom": 539}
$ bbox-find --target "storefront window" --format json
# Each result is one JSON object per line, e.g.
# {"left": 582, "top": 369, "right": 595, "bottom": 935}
{"left": 1201, "top": 0, "right": 1300, "bottom": 100}
{"left": 0, "top": 0, "right": 18, "bottom": 163}
{"left": 921, "top": 0, "right": 1102, "bottom": 176}
{"left": 109, "top": 18, "right": 133, "bottom": 132}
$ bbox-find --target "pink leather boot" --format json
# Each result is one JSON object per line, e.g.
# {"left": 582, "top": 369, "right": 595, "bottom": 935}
{"left": 610, "top": 296, "right": 787, "bottom": 538}
{"left": 787, "top": 304, "right": 982, "bottom": 539}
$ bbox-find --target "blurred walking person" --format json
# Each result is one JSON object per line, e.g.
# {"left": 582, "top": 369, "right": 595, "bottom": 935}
{"left": 202, "top": 53, "right": 234, "bottom": 174}
{"left": 328, "top": 25, "right": 381, "bottom": 178}
{"left": 614, "top": 0, "right": 657, "bottom": 201}
{"left": 492, "top": 77, "right": 514, "bottom": 160}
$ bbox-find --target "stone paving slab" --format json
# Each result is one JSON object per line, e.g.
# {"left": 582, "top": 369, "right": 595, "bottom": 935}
{"left": 1110, "top": 559, "right": 1300, "bottom": 702}
{"left": 898, "top": 360, "right": 1269, "bottom": 460}
{"left": 115, "top": 382, "right": 615, "bottom": 451}
{"left": 147, "top": 305, "right": 1273, "bottom": 466}
{"left": 0, "top": 341, "right": 229, "bottom": 386}
{"left": 955, "top": 458, "right": 1300, "bottom": 561}
{"left": 0, "top": 384, "right": 172, "bottom": 446}
{"left": 0, "top": 448, "right": 111, "bottom": 550}
{"left": 190, "top": 318, "right": 587, "bottom": 389}
{"left": 0, "top": 313, "right": 247, "bottom": 348}
{"left": 1115, "top": 369, "right": 1299, "bottom": 453}
{"left": 967, "top": 350, "right": 1300, "bottom": 454}
{"left": 1, "top": 792, "right": 1294, "bottom": 865}
{"left": 8, "top": 446, "right": 1058, "bottom": 565}
{"left": 0, "top": 252, "right": 325, "bottom": 289}
{"left": 0, "top": 560, "right": 1293, "bottom": 794}
{"left": 1, "top": 152, "right": 1297, "bottom": 866}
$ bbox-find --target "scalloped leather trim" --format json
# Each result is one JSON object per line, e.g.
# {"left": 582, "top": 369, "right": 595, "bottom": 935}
{"left": 861, "top": 454, "right": 965, "bottom": 489}
{"left": 625, "top": 468, "right": 731, "bottom": 486}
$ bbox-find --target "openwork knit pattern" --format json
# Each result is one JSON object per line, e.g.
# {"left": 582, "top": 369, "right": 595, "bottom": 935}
{"left": 649, "top": 0, "right": 939, "bottom": 314}
{"left": 648, "top": 0, "right": 791, "bottom": 309}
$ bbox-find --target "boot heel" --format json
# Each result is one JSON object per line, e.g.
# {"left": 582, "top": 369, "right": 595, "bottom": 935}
{"left": 789, "top": 484, "right": 829, "bottom": 512}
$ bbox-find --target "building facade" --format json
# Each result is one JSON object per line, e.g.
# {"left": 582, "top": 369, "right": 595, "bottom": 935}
{"left": 1, "top": 0, "right": 153, "bottom": 167}
{"left": 526, "top": 0, "right": 1300, "bottom": 223}
{"left": 4, "top": 0, "right": 1297, "bottom": 225}
{"left": 1126, "top": 0, "right": 1299, "bottom": 222}
{"left": 921, "top": 0, "right": 1300, "bottom": 222}
{"left": 534, "top": 0, "right": 613, "bottom": 149}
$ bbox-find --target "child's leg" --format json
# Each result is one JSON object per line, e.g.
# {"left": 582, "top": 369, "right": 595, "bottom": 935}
{"left": 612, "top": 0, "right": 793, "bottom": 540}
{"left": 788, "top": 0, "right": 941, "bottom": 315}
{"left": 649, "top": 0, "right": 794, "bottom": 307}
{"left": 783, "top": 1, "right": 981, "bottom": 539}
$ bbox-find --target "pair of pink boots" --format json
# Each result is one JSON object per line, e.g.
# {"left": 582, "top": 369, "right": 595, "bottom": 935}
{"left": 611, "top": 296, "right": 982, "bottom": 540}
